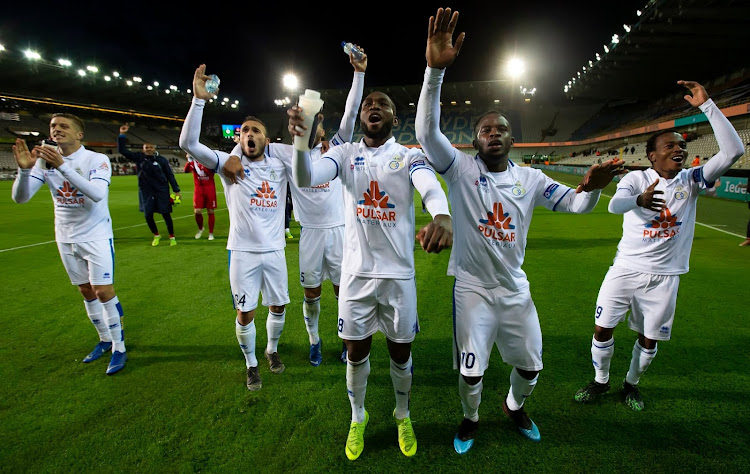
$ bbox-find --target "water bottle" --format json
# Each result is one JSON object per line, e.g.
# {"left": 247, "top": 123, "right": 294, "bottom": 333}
{"left": 293, "top": 89, "right": 324, "bottom": 152}
{"left": 341, "top": 42, "right": 363, "bottom": 61}
{"left": 205, "top": 74, "right": 220, "bottom": 95}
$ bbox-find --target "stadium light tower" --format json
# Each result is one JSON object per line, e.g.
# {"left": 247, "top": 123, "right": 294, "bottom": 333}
{"left": 505, "top": 58, "right": 525, "bottom": 78}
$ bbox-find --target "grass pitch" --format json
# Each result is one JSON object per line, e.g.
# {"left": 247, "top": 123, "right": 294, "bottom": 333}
{"left": 0, "top": 171, "right": 748, "bottom": 472}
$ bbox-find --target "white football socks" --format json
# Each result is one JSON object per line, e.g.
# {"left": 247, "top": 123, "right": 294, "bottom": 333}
{"left": 347, "top": 354, "right": 370, "bottom": 423}
{"left": 83, "top": 298, "right": 111, "bottom": 342}
{"left": 506, "top": 367, "right": 538, "bottom": 411}
{"left": 591, "top": 336, "right": 615, "bottom": 384}
{"left": 266, "top": 309, "right": 285, "bottom": 354}
{"left": 458, "top": 375, "right": 482, "bottom": 422}
{"left": 235, "top": 318, "right": 258, "bottom": 368}
{"left": 303, "top": 296, "right": 321, "bottom": 345}
{"left": 101, "top": 296, "right": 125, "bottom": 353}
{"left": 390, "top": 354, "right": 413, "bottom": 420}
{"left": 625, "top": 340, "right": 657, "bottom": 386}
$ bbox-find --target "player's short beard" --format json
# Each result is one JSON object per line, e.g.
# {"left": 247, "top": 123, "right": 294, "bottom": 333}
{"left": 362, "top": 120, "right": 393, "bottom": 142}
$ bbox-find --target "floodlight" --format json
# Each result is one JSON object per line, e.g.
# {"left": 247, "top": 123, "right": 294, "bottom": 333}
{"left": 24, "top": 50, "right": 41, "bottom": 60}
{"left": 637, "top": 9, "right": 642, "bottom": 16}
{"left": 169, "top": 85, "right": 177, "bottom": 90}
{"left": 187, "top": 89, "right": 191, "bottom": 94}
{"left": 126, "top": 80, "right": 133, "bottom": 86}
{"left": 113, "top": 71, "right": 120, "bottom": 77}
{"left": 623, "top": 24, "right": 631, "bottom": 33}
{"left": 147, "top": 85, "right": 153, "bottom": 90}
{"left": 86, "top": 65, "right": 98, "bottom": 73}
{"left": 450, "top": 101, "right": 457, "bottom": 105}
{"left": 283, "top": 73, "right": 299, "bottom": 91}
{"left": 596, "top": 53, "right": 601, "bottom": 60}
{"left": 231, "top": 104, "right": 237, "bottom": 108}
{"left": 465, "top": 100, "right": 471, "bottom": 105}
{"left": 234, "top": 100, "right": 239, "bottom": 104}
{"left": 77, "top": 69, "right": 86, "bottom": 77}
{"left": 153, "top": 81, "right": 159, "bottom": 86}
{"left": 0, "top": 44, "right": 5, "bottom": 52}
{"left": 58, "top": 59, "right": 72, "bottom": 67}
{"left": 612, "top": 34, "right": 619, "bottom": 44}
{"left": 165, "top": 90, "right": 170, "bottom": 94}
{"left": 133, "top": 77, "right": 142, "bottom": 83}
{"left": 604, "top": 45, "right": 610, "bottom": 53}
{"left": 589, "top": 60, "right": 593, "bottom": 67}
{"left": 104, "top": 76, "right": 111, "bottom": 82}
{"left": 506, "top": 58, "right": 525, "bottom": 78}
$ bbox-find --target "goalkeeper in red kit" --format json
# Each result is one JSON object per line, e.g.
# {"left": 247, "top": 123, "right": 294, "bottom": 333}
{"left": 185, "top": 154, "right": 218, "bottom": 240}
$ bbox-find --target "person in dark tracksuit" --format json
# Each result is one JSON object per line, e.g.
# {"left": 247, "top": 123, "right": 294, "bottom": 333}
{"left": 118, "top": 123, "right": 181, "bottom": 246}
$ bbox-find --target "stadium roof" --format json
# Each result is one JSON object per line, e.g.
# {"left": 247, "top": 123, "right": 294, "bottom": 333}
{"left": 564, "top": 0, "right": 750, "bottom": 101}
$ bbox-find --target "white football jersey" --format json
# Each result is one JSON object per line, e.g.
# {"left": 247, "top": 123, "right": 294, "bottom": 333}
{"left": 30, "top": 146, "right": 113, "bottom": 243}
{"left": 442, "top": 151, "right": 578, "bottom": 291}
{"left": 290, "top": 139, "right": 345, "bottom": 229}
{"left": 611, "top": 167, "right": 709, "bottom": 275}
{"left": 215, "top": 144, "right": 292, "bottom": 252}
{"left": 322, "top": 137, "right": 433, "bottom": 278}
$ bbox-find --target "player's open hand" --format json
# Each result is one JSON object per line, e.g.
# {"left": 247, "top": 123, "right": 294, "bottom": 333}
{"left": 349, "top": 45, "right": 367, "bottom": 73}
{"left": 33, "top": 145, "right": 65, "bottom": 169}
{"left": 12, "top": 138, "right": 35, "bottom": 169}
{"left": 119, "top": 124, "right": 129, "bottom": 134}
{"left": 678, "top": 80, "right": 708, "bottom": 108}
{"left": 637, "top": 179, "right": 665, "bottom": 212}
{"left": 222, "top": 155, "right": 245, "bottom": 184}
{"left": 426, "top": 7, "right": 465, "bottom": 69}
{"left": 193, "top": 64, "right": 214, "bottom": 101}
{"left": 575, "top": 158, "right": 627, "bottom": 193}
{"left": 417, "top": 214, "right": 453, "bottom": 253}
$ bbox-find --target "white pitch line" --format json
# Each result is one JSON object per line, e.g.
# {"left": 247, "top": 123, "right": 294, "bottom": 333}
{"left": 0, "top": 207, "right": 228, "bottom": 253}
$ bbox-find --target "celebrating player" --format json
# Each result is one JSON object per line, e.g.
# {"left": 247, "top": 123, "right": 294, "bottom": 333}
{"left": 185, "top": 154, "right": 217, "bottom": 240}
{"left": 118, "top": 124, "right": 182, "bottom": 246}
{"left": 573, "top": 80, "right": 744, "bottom": 411}
{"left": 289, "top": 88, "right": 453, "bottom": 459}
{"left": 226, "top": 48, "right": 367, "bottom": 367}
{"left": 415, "top": 7, "right": 626, "bottom": 453}
{"left": 11, "top": 114, "right": 126, "bottom": 375}
{"left": 180, "top": 65, "right": 292, "bottom": 391}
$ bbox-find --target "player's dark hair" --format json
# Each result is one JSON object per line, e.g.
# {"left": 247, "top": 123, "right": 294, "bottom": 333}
{"left": 51, "top": 113, "right": 85, "bottom": 133}
{"left": 473, "top": 110, "right": 512, "bottom": 135}
{"left": 242, "top": 116, "right": 268, "bottom": 133}
{"left": 646, "top": 129, "right": 680, "bottom": 155}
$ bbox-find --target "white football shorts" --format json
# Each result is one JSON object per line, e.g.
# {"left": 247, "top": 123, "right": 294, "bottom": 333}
{"left": 298, "top": 226, "right": 344, "bottom": 288}
{"left": 57, "top": 239, "right": 115, "bottom": 286}
{"left": 337, "top": 272, "right": 419, "bottom": 343}
{"left": 594, "top": 266, "right": 679, "bottom": 341}
{"left": 228, "top": 249, "right": 290, "bottom": 312}
{"left": 452, "top": 280, "right": 543, "bottom": 376}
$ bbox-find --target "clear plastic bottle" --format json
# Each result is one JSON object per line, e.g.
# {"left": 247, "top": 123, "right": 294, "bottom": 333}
{"left": 341, "top": 42, "right": 363, "bottom": 60}
{"left": 205, "top": 74, "right": 220, "bottom": 95}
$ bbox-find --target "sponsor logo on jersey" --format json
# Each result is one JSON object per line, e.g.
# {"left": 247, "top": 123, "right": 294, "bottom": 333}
{"left": 98, "top": 162, "right": 109, "bottom": 171}
{"left": 250, "top": 181, "right": 278, "bottom": 208}
{"left": 474, "top": 176, "right": 490, "bottom": 192}
{"left": 511, "top": 180, "right": 526, "bottom": 197}
{"left": 674, "top": 185, "right": 687, "bottom": 200}
{"left": 55, "top": 181, "right": 85, "bottom": 206}
{"left": 356, "top": 180, "right": 396, "bottom": 223}
{"left": 103, "top": 272, "right": 111, "bottom": 279}
{"left": 643, "top": 208, "right": 682, "bottom": 239}
{"left": 352, "top": 156, "right": 366, "bottom": 171}
{"left": 543, "top": 183, "right": 559, "bottom": 199}
{"left": 478, "top": 202, "right": 516, "bottom": 245}
{"left": 660, "top": 325, "right": 670, "bottom": 335}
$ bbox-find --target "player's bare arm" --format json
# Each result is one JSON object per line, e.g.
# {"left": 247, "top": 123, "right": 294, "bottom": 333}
{"left": 636, "top": 180, "right": 665, "bottom": 212}
{"left": 426, "top": 7, "right": 465, "bottom": 70}
{"left": 575, "top": 158, "right": 627, "bottom": 193}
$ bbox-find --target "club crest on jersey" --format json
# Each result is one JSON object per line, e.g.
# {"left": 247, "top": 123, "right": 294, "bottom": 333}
{"left": 269, "top": 169, "right": 278, "bottom": 181}
{"left": 511, "top": 180, "right": 526, "bottom": 197}
{"left": 388, "top": 154, "right": 405, "bottom": 171}
{"left": 674, "top": 185, "right": 687, "bottom": 200}
{"left": 352, "top": 156, "right": 366, "bottom": 171}
{"left": 643, "top": 208, "right": 682, "bottom": 240}
{"left": 475, "top": 176, "right": 490, "bottom": 192}
{"left": 478, "top": 202, "right": 516, "bottom": 246}
{"left": 250, "top": 180, "right": 278, "bottom": 209}
{"left": 55, "top": 181, "right": 85, "bottom": 206}
{"left": 356, "top": 180, "right": 396, "bottom": 225}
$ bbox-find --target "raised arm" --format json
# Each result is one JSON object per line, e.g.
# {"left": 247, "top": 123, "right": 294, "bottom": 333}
{"left": 677, "top": 81, "right": 745, "bottom": 182}
{"left": 117, "top": 124, "right": 142, "bottom": 163}
{"left": 334, "top": 48, "right": 367, "bottom": 144}
{"left": 178, "top": 65, "right": 221, "bottom": 171}
{"left": 11, "top": 139, "right": 44, "bottom": 203}
{"left": 416, "top": 7, "right": 466, "bottom": 173}
{"left": 288, "top": 106, "right": 340, "bottom": 187}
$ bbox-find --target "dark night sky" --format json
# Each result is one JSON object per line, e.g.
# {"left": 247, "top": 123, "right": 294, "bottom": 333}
{"left": 3, "top": 0, "right": 646, "bottom": 110}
